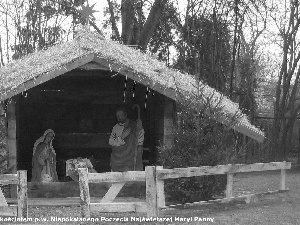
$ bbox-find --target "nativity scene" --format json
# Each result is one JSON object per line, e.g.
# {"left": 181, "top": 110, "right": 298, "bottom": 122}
{"left": 0, "top": 28, "right": 265, "bottom": 197}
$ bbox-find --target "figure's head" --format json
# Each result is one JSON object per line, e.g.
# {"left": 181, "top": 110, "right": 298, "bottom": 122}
{"left": 43, "top": 130, "right": 55, "bottom": 144}
{"left": 116, "top": 108, "right": 127, "bottom": 124}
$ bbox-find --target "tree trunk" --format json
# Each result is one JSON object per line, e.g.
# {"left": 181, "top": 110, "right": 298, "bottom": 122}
{"left": 107, "top": 0, "right": 121, "bottom": 41}
{"left": 138, "top": 0, "right": 168, "bottom": 50}
{"left": 121, "top": 0, "right": 135, "bottom": 45}
{"left": 0, "top": 36, "right": 4, "bottom": 67}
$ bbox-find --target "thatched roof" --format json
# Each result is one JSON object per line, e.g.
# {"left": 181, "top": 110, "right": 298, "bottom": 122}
{"left": 0, "top": 29, "right": 265, "bottom": 142}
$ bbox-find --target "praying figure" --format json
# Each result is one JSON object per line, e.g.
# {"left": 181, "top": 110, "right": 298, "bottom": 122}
{"left": 109, "top": 108, "right": 144, "bottom": 172}
{"left": 32, "top": 129, "right": 58, "bottom": 182}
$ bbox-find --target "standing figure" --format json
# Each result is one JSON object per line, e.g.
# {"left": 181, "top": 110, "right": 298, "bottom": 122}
{"left": 32, "top": 129, "right": 58, "bottom": 182}
{"left": 109, "top": 108, "right": 144, "bottom": 172}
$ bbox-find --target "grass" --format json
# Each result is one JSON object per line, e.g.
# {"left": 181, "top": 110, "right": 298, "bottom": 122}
{"left": 1, "top": 167, "right": 300, "bottom": 225}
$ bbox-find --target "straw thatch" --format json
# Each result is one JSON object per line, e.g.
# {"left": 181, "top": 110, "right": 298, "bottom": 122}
{"left": 0, "top": 29, "right": 265, "bottom": 142}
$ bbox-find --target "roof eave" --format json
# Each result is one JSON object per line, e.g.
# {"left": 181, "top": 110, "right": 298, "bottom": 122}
{"left": 93, "top": 55, "right": 265, "bottom": 143}
{"left": 0, "top": 53, "right": 95, "bottom": 102}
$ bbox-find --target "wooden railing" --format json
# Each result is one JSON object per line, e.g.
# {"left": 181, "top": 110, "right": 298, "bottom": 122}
{"left": 78, "top": 162, "right": 291, "bottom": 218}
{"left": 0, "top": 170, "right": 27, "bottom": 218}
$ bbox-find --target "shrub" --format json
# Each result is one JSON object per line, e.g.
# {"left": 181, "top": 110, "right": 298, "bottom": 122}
{"left": 158, "top": 104, "right": 241, "bottom": 203}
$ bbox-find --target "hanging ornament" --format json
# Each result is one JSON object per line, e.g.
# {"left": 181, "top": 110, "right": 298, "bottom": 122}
{"left": 131, "top": 81, "right": 136, "bottom": 98}
{"left": 22, "top": 90, "right": 27, "bottom": 98}
{"left": 3, "top": 98, "right": 11, "bottom": 113}
{"left": 144, "top": 86, "right": 150, "bottom": 109}
{"left": 7, "top": 98, "right": 12, "bottom": 105}
{"left": 123, "top": 75, "right": 128, "bottom": 102}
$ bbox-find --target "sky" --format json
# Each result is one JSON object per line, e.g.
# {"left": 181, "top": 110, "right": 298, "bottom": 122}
{"left": 0, "top": 0, "right": 282, "bottom": 67}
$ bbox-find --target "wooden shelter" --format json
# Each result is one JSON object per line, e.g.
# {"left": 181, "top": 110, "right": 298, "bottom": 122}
{"left": 0, "top": 29, "right": 265, "bottom": 183}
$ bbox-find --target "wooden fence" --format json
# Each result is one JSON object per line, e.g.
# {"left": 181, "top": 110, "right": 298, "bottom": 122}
{"left": 0, "top": 170, "right": 27, "bottom": 218}
{"left": 78, "top": 162, "right": 291, "bottom": 218}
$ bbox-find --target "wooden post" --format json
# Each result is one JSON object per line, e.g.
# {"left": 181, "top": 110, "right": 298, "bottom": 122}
{"left": 145, "top": 166, "right": 157, "bottom": 218}
{"left": 163, "top": 97, "right": 174, "bottom": 150}
{"left": 298, "top": 123, "right": 300, "bottom": 164}
{"left": 7, "top": 99, "right": 17, "bottom": 198}
{"left": 78, "top": 168, "right": 90, "bottom": 218}
{"left": 156, "top": 166, "right": 165, "bottom": 209}
{"left": 280, "top": 168, "right": 286, "bottom": 190}
{"left": 226, "top": 173, "right": 234, "bottom": 201}
{"left": 17, "top": 170, "right": 27, "bottom": 218}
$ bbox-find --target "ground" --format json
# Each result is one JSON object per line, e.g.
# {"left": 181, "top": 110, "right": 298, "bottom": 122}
{"left": 2, "top": 166, "right": 300, "bottom": 225}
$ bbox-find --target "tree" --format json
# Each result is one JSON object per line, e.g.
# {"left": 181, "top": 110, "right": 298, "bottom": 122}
{"left": 235, "top": 7, "right": 267, "bottom": 120}
{"left": 175, "top": 14, "right": 232, "bottom": 93}
{"left": 270, "top": 0, "right": 300, "bottom": 160}
{"left": 106, "top": 0, "right": 168, "bottom": 49}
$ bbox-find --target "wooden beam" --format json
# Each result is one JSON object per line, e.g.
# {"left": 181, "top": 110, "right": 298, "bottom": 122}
{"left": 78, "top": 168, "right": 91, "bottom": 218}
{"left": 93, "top": 56, "right": 265, "bottom": 142}
{"left": 222, "top": 190, "right": 289, "bottom": 204}
{"left": 226, "top": 173, "right": 234, "bottom": 202}
{"left": 57, "top": 133, "right": 111, "bottom": 149}
{"left": 17, "top": 170, "right": 27, "bottom": 218}
{"left": 90, "top": 202, "right": 147, "bottom": 213}
{"left": 163, "top": 97, "right": 174, "bottom": 149}
{"left": 156, "top": 166, "right": 165, "bottom": 209}
{"left": 0, "top": 206, "right": 17, "bottom": 217}
{"left": 0, "top": 189, "right": 7, "bottom": 206}
{"left": 0, "top": 174, "right": 18, "bottom": 185}
{"left": 78, "top": 62, "right": 110, "bottom": 71}
{"left": 280, "top": 168, "right": 286, "bottom": 190}
{"left": 145, "top": 166, "right": 158, "bottom": 218}
{"left": 0, "top": 53, "right": 95, "bottom": 102}
{"left": 100, "top": 182, "right": 126, "bottom": 203}
{"left": 157, "top": 162, "right": 291, "bottom": 180}
{"left": 7, "top": 98, "right": 17, "bottom": 198}
{"left": 88, "top": 171, "right": 145, "bottom": 183}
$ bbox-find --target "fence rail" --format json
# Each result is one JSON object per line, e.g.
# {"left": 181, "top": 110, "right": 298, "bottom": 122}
{"left": 0, "top": 170, "right": 27, "bottom": 218}
{"left": 78, "top": 161, "right": 291, "bottom": 218}
{"left": 88, "top": 171, "right": 146, "bottom": 183}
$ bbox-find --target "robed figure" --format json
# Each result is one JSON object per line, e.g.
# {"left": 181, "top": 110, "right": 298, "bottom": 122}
{"left": 32, "top": 129, "right": 58, "bottom": 182}
{"left": 109, "top": 108, "right": 144, "bottom": 172}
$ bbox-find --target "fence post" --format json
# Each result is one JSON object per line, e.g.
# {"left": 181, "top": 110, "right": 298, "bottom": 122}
{"left": 145, "top": 166, "right": 157, "bottom": 218}
{"left": 280, "top": 167, "right": 286, "bottom": 191}
{"left": 78, "top": 168, "right": 90, "bottom": 218}
{"left": 17, "top": 170, "right": 27, "bottom": 218}
{"left": 156, "top": 166, "right": 165, "bottom": 209}
{"left": 226, "top": 173, "right": 234, "bottom": 202}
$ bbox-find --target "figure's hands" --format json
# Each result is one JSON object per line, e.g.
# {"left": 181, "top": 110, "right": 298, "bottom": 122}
{"left": 121, "top": 128, "right": 131, "bottom": 139}
{"left": 38, "top": 155, "right": 46, "bottom": 166}
{"left": 137, "top": 119, "right": 143, "bottom": 130}
{"left": 44, "top": 147, "right": 51, "bottom": 159}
